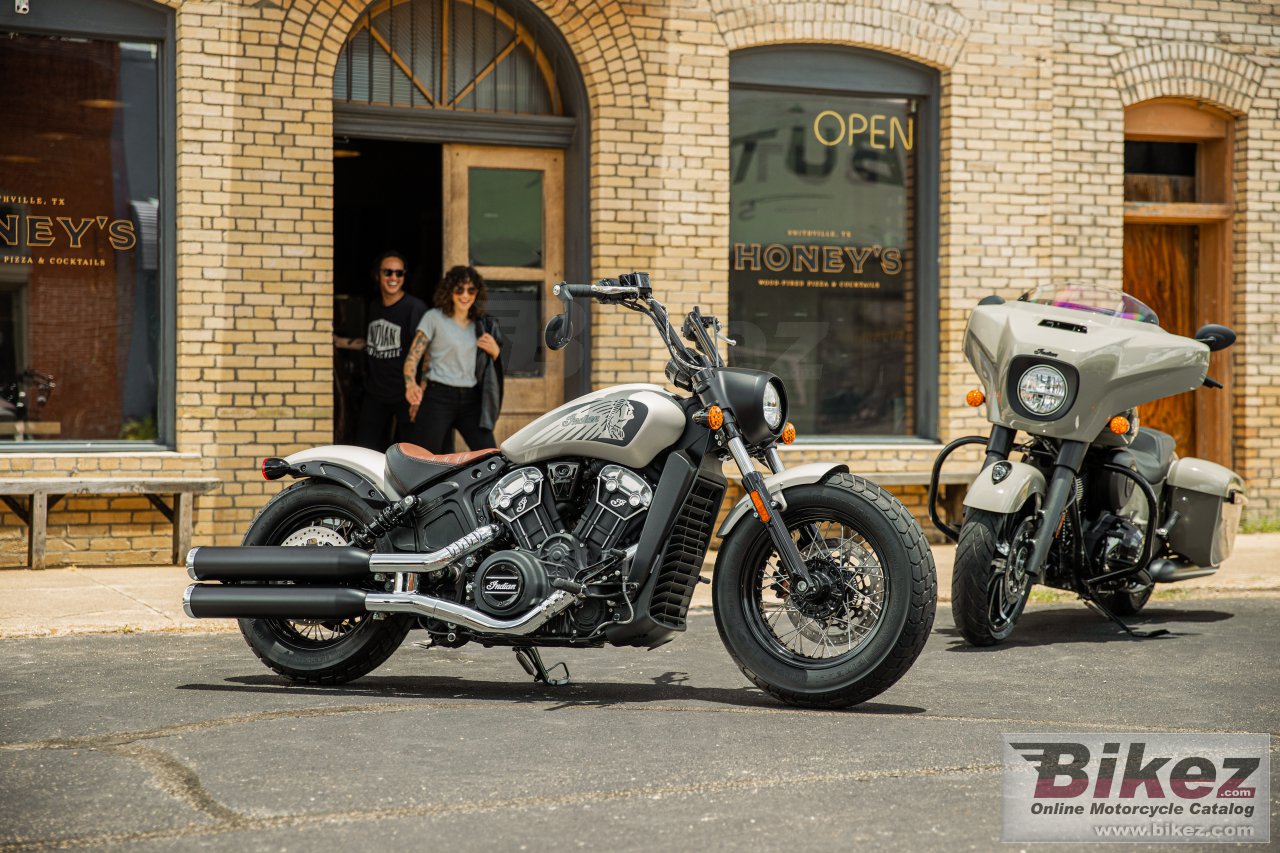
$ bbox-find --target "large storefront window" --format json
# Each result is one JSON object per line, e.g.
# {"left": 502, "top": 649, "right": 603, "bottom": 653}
{"left": 729, "top": 47, "right": 939, "bottom": 439}
{"left": 0, "top": 17, "right": 170, "bottom": 446}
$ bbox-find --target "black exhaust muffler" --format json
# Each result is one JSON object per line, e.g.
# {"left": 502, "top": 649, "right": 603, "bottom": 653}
{"left": 187, "top": 546, "right": 373, "bottom": 582}
{"left": 183, "top": 584, "right": 368, "bottom": 619}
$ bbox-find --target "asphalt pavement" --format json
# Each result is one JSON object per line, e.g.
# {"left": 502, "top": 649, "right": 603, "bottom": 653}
{"left": 1, "top": 598, "right": 1276, "bottom": 852}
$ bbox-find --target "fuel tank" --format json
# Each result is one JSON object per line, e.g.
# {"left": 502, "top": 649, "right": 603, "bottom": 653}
{"left": 501, "top": 383, "right": 687, "bottom": 468}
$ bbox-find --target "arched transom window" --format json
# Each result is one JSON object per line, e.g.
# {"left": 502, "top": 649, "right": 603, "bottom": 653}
{"left": 335, "top": 0, "right": 565, "bottom": 115}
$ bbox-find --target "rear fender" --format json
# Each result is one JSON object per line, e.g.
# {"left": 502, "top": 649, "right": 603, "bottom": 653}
{"left": 284, "top": 445, "right": 399, "bottom": 502}
{"left": 716, "top": 462, "right": 849, "bottom": 539}
{"left": 963, "top": 460, "right": 1045, "bottom": 514}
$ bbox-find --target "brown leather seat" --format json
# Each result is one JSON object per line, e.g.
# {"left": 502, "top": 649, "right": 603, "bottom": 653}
{"left": 384, "top": 443, "right": 502, "bottom": 495}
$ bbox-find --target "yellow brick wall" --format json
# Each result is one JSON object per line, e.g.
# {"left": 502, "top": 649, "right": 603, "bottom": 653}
{"left": 2, "top": 0, "right": 1278, "bottom": 567}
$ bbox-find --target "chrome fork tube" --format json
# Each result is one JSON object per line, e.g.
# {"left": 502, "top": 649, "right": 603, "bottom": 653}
{"left": 764, "top": 446, "right": 786, "bottom": 474}
{"left": 725, "top": 433, "right": 814, "bottom": 587}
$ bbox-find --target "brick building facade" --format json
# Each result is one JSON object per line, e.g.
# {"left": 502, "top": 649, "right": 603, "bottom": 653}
{"left": 1, "top": 0, "right": 1277, "bottom": 566}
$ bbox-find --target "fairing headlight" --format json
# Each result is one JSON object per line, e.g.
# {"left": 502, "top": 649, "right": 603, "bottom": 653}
{"left": 762, "top": 382, "right": 783, "bottom": 430}
{"left": 1017, "top": 365, "right": 1069, "bottom": 416}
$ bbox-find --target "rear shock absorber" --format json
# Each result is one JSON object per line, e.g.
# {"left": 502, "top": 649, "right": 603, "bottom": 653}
{"left": 350, "top": 495, "right": 419, "bottom": 549}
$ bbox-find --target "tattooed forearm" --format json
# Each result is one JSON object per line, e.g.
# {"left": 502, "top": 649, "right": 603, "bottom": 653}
{"left": 404, "top": 331, "right": 428, "bottom": 385}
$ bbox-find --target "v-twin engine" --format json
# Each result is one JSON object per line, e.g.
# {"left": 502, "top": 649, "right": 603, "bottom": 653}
{"left": 479, "top": 464, "right": 652, "bottom": 621}
{"left": 488, "top": 464, "right": 652, "bottom": 558}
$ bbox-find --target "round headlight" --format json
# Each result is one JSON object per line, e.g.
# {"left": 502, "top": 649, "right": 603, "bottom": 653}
{"left": 762, "top": 381, "right": 783, "bottom": 429}
{"left": 1017, "top": 365, "right": 1069, "bottom": 416}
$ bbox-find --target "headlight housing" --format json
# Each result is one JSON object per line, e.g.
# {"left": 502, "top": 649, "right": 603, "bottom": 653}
{"left": 1017, "top": 365, "right": 1069, "bottom": 416}
{"left": 762, "top": 382, "right": 783, "bottom": 429}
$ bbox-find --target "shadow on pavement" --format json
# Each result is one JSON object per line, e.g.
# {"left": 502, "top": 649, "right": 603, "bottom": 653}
{"left": 938, "top": 605, "right": 1235, "bottom": 651}
{"left": 176, "top": 670, "right": 928, "bottom": 715}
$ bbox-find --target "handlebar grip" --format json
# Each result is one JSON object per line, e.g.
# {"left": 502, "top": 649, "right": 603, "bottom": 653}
{"left": 561, "top": 283, "right": 598, "bottom": 298}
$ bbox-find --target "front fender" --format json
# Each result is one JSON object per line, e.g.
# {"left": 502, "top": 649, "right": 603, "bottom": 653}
{"left": 716, "top": 461, "right": 849, "bottom": 538}
{"left": 962, "top": 460, "right": 1045, "bottom": 513}
{"left": 284, "top": 445, "right": 400, "bottom": 502}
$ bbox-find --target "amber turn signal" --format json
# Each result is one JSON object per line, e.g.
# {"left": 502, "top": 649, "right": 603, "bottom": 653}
{"left": 965, "top": 389, "right": 985, "bottom": 407}
{"left": 694, "top": 405, "right": 724, "bottom": 430}
{"left": 1108, "top": 415, "right": 1130, "bottom": 435}
{"left": 781, "top": 422, "right": 796, "bottom": 444}
{"left": 749, "top": 490, "right": 771, "bottom": 523}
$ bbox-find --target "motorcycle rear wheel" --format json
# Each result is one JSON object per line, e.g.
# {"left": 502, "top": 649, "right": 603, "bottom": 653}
{"left": 713, "top": 474, "right": 936, "bottom": 709}
{"left": 951, "top": 508, "right": 1035, "bottom": 646}
{"left": 236, "top": 480, "right": 411, "bottom": 685}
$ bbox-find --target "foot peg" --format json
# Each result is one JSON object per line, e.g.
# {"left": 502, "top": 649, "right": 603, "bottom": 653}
{"left": 515, "top": 646, "right": 571, "bottom": 686}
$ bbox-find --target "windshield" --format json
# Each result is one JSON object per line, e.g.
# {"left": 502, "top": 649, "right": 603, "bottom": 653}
{"left": 1018, "top": 283, "right": 1159, "bottom": 325}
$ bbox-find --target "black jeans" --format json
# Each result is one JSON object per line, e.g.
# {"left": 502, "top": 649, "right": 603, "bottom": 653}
{"left": 418, "top": 382, "right": 496, "bottom": 454}
{"left": 353, "top": 396, "right": 416, "bottom": 451}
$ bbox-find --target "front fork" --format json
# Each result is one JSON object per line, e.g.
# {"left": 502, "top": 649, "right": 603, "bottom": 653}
{"left": 722, "top": 427, "right": 816, "bottom": 589}
{"left": 1024, "top": 440, "right": 1087, "bottom": 578}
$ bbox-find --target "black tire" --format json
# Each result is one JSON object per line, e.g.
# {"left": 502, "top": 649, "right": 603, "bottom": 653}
{"left": 951, "top": 508, "right": 1035, "bottom": 646}
{"left": 236, "top": 480, "right": 411, "bottom": 685}
{"left": 713, "top": 473, "right": 936, "bottom": 709}
{"left": 1098, "top": 584, "right": 1153, "bottom": 615}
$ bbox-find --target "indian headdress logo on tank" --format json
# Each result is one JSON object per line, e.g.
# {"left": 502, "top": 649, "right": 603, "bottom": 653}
{"left": 529, "top": 399, "right": 639, "bottom": 446}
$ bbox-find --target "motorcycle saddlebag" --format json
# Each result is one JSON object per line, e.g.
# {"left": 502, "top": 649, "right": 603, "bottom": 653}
{"left": 1164, "top": 458, "right": 1245, "bottom": 568}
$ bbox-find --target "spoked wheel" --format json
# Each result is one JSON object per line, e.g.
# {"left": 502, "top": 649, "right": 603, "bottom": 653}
{"left": 236, "top": 481, "right": 411, "bottom": 684}
{"left": 714, "top": 474, "right": 936, "bottom": 709}
{"left": 951, "top": 508, "right": 1036, "bottom": 646}
{"left": 752, "top": 520, "right": 887, "bottom": 664}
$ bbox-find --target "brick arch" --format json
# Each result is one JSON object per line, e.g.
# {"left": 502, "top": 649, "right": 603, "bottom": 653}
{"left": 286, "top": 0, "right": 641, "bottom": 111}
{"left": 1112, "top": 43, "right": 1264, "bottom": 116}
{"left": 709, "top": 0, "right": 971, "bottom": 70}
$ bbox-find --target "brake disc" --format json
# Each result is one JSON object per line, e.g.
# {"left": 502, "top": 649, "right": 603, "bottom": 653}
{"left": 281, "top": 526, "right": 348, "bottom": 547}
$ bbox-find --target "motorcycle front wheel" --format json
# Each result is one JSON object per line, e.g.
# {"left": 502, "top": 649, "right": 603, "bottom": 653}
{"left": 950, "top": 507, "right": 1036, "bottom": 646}
{"left": 713, "top": 474, "right": 936, "bottom": 709}
{"left": 236, "top": 480, "right": 411, "bottom": 685}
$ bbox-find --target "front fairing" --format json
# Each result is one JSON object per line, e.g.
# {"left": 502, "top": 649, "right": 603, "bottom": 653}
{"left": 964, "top": 301, "right": 1208, "bottom": 442}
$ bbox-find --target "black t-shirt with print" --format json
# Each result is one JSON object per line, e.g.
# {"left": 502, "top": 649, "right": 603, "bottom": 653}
{"left": 363, "top": 294, "right": 427, "bottom": 404}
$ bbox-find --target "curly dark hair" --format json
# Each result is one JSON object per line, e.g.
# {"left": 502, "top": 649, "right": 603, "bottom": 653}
{"left": 434, "top": 265, "right": 487, "bottom": 320}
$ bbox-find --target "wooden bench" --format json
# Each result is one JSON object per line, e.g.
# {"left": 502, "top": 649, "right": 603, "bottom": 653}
{"left": 0, "top": 477, "right": 221, "bottom": 569}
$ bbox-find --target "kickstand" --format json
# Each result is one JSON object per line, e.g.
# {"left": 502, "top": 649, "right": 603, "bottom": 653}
{"left": 1083, "top": 597, "right": 1170, "bottom": 639}
{"left": 514, "top": 646, "right": 571, "bottom": 685}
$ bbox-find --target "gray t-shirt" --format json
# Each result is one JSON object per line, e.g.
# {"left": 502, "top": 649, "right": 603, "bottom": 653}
{"left": 417, "top": 308, "right": 478, "bottom": 388}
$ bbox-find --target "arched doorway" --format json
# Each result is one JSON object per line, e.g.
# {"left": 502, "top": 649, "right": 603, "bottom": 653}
{"left": 331, "top": 0, "right": 588, "bottom": 447}
{"left": 1123, "top": 99, "right": 1235, "bottom": 466}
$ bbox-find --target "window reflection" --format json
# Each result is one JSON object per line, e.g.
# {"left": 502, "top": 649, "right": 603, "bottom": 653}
{"left": 0, "top": 34, "right": 161, "bottom": 442}
{"left": 729, "top": 88, "right": 917, "bottom": 437}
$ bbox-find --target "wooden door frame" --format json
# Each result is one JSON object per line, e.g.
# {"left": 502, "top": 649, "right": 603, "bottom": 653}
{"left": 442, "top": 144, "right": 565, "bottom": 442}
{"left": 1124, "top": 99, "right": 1234, "bottom": 467}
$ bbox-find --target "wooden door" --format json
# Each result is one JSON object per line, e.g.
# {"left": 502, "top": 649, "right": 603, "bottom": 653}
{"left": 443, "top": 145, "right": 564, "bottom": 444}
{"left": 1123, "top": 223, "right": 1198, "bottom": 457}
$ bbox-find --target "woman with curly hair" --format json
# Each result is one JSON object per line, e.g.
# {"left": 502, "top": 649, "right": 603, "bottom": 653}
{"left": 403, "top": 265, "right": 504, "bottom": 453}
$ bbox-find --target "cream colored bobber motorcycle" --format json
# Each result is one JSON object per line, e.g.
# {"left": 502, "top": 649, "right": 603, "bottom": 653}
{"left": 928, "top": 283, "right": 1244, "bottom": 645}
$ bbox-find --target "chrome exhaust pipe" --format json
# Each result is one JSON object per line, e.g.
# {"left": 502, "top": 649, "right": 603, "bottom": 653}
{"left": 186, "top": 525, "right": 502, "bottom": 582}
{"left": 183, "top": 582, "right": 578, "bottom": 637}
{"left": 1148, "top": 557, "right": 1217, "bottom": 583}
{"left": 363, "top": 589, "right": 578, "bottom": 635}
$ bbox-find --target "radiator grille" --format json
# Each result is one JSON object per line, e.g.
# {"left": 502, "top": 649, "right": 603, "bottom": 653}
{"left": 648, "top": 478, "right": 724, "bottom": 630}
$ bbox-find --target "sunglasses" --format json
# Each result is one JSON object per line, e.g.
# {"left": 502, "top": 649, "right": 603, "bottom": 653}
{"left": 381, "top": 268, "right": 405, "bottom": 278}
{"left": 453, "top": 285, "right": 478, "bottom": 295}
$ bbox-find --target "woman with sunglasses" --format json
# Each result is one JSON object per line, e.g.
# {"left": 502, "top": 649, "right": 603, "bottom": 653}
{"left": 403, "top": 265, "right": 504, "bottom": 453}
{"left": 352, "top": 250, "right": 428, "bottom": 450}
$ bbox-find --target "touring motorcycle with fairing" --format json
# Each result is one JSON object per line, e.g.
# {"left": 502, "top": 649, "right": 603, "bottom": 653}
{"left": 929, "top": 283, "right": 1244, "bottom": 645}
{"left": 184, "top": 273, "right": 936, "bottom": 708}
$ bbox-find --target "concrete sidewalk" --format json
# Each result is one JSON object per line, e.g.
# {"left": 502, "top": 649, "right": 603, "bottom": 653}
{"left": 1, "top": 534, "right": 1277, "bottom": 639}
